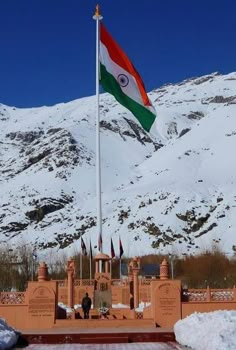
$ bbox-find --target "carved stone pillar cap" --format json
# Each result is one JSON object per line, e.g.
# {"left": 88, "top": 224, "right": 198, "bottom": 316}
{"left": 161, "top": 258, "right": 168, "bottom": 266}
{"left": 94, "top": 253, "right": 110, "bottom": 261}
{"left": 38, "top": 261, "right": 48, "bottom": 281}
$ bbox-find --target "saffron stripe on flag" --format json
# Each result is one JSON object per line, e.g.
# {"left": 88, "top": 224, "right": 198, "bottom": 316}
{"left": 100, "top": 23, "right": 150, "bottom": 106}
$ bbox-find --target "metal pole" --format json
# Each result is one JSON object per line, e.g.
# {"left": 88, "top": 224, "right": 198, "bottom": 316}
{"left": 32, "top": 249, "right": 37, "bottom": 281}
{"left": 32, "top": 258, "right": 34, "bottom": 281}
{"left": 93, "top": 5, "right": 103, "bottom": 271}
{"left": 80, "top": 251, "right": 82, "bottom": 280}
{"left": 89, "top": 257, "right": 92, "bottom": 281}
{"left": 89, "top": 241, "right": 92, "bottom": 281}
{"left": 169, "top": 254, "right": 174, "bottom": 279}
{"left": 171, "top": 258, "right": 174, "bottom": 279}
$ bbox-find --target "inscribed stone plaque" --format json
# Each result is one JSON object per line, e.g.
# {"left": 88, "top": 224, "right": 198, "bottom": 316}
{"left": 153, "top": 281, "right": 181, "bottom": 328}
{"left": 27, "top": 283, "right": 56, "bottom": 328}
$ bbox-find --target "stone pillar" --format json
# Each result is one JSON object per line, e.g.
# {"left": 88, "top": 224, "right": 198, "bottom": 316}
{"left": 132, "top": 257, "right": 141, "bottom": 309}
{"left": 234, "top": 286, "right": 236, "bottom": 302}
{"left": 105, "top": 260, "right": 109, "bottom": 273}
{"left": 95, "top": 260, "right": 99, "bottom": 273}
{"left": 206, "top": 286, "right": 211, "bottom": 302}
{"left": 128, "top": 261, "right": 134, "bottom": 309}
{"left": 66, "top": 258, "right": 75, "bottom": 308}
{"left": 37, "top": 262, "right": 48, "bottom": 282}
{"left": 160, "top": 258, "right": 169, "bottom": 280}
{"left": 128, "top": 261, "right": 134, "bottom": 282}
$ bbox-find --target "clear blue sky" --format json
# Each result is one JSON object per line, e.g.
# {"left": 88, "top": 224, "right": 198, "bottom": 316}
{"left": 0, "top": 0, "right": 235, "bottom": 107}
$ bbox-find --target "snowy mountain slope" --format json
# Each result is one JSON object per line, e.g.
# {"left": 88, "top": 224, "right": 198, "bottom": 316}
{"left": 0, "top": 72, "right": 236, "bottom": 257}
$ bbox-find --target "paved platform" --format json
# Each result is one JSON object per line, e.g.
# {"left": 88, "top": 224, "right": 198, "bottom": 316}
{"left": 13, "top": 326, "right": 191, "bottom": 350}
{"left": 20, "top": 326, "right": 174, "bottom": 334}
{"left": 14, "top": 343, "right": 188, "bottom": 349}
{"left": 18, "top": 326, "right": 175, "bottom": 345}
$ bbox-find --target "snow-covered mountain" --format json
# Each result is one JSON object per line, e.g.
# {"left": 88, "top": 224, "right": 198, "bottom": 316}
{"left": 1, "top": 72, "right": 236, "bottom": 258}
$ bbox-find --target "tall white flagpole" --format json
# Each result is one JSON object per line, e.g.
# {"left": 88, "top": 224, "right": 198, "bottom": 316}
{"left": 110, "top": 259, "right": 112, "bottom": 279}
{"left": 89, "top": 240, "right": 92, "bottom": 281}
{"left": 80, "top": 248, "right": 82, "bottom": 280}
{"left": 93, "top": 5, "right": 103, "bottom": 265}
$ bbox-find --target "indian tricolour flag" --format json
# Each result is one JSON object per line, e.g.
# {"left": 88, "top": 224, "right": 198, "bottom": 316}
{"left": 100, "top": 23, "right": 156, "bottom": 133}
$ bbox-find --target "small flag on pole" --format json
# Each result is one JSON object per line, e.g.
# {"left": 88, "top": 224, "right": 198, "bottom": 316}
{"left": 98, "top": 233, "right": 102, "bottom": 252}
{"left": 119, "top": 237, "right": 124, "bottom": 258}
{"left": 100, "top": 23, "right": 156, "bottom": 133}
{"left": 111, "top": 238, "right": 115, "bottom": 259}
{"left": 81, "top": 237, "right": 87, "bottom": 256}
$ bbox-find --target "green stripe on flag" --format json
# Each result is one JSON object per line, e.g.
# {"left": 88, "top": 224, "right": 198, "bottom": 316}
{"left": 100, "top": 64, "right": 156, "bottom": 132}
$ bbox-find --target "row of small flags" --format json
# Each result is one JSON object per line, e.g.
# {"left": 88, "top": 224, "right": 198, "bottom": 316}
{"left": 81, "top": 237, "right": 124, "bottom": 259}
{"left": 111, "top": 237, "right": 124, "bottom": 259}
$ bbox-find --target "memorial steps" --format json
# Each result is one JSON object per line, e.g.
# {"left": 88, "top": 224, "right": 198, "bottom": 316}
{"left": 19, "top": 325, "right": 176, "bottom": 345}
{"left": 53, "top": 318, "right": 157, "bottom": 328}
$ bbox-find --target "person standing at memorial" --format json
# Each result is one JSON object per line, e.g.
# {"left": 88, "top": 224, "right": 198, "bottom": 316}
{"left": 81, "top": 292, "right": 92, "bottom": 319}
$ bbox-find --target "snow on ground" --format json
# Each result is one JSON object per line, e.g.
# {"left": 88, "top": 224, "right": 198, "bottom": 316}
{"left": 174, "top": 310, "right": 236, "bottom": 350}
{"left": 0, "top": 318, "right": 18, "bottom": 350}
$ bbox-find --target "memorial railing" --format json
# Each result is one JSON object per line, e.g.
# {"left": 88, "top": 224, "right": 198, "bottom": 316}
{"left": 74, "top": 279, "right": 95, "bottom": 287}
{"left": 140, "top": 278, "right": 152, "bottom": 285}
{"left": 55, "top": 280, "right": 66, "bottom": 287}
{"left": 182, "top": 288, "right": 236, "bottom": 302}
{"left": 210, "top": 289, "right": 234, "bottom": 301}
{"left": 0, "top": 292, "right": 26, "bottom": 305}
{"left": 56, "top": 279, "right": 95, "bottom": 288}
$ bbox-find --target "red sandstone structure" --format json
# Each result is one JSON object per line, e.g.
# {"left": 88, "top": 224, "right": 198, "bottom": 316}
{"left": 1, "top": 253, "right": 236, "bottom": 330}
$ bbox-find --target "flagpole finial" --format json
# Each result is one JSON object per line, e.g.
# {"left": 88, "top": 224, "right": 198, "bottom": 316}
{"left": 95, "top": 4, "right": 100, "bottom": 16}
{"left": 93, "top": 4, "right": 103, "bottom": 20}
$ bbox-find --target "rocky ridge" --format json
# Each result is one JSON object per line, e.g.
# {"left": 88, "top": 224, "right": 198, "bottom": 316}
{"left": 1, "top": 71, "right": 236, "bottom": 257}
